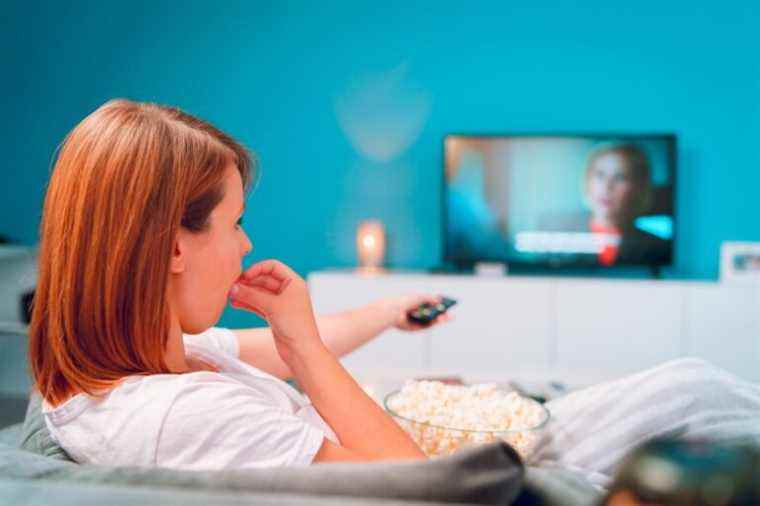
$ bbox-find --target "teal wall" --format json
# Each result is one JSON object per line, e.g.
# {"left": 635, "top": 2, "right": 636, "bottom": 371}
{"left": 2, "top": 1, "right": 759, "bottom": 328}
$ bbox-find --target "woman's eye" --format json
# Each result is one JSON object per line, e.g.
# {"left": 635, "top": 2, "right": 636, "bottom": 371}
{"left": 236, "top": 217, "right": 244, "bottom": 228}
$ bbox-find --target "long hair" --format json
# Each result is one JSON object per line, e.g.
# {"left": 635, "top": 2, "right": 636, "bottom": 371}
{"left": 29, "top": 99, "right": 256, "bottom": 406}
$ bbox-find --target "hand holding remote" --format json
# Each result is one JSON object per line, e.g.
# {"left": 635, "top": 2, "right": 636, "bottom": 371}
{"left": 406, "top": 296, "right": 457, "bottom": 326}
{"left": 381, "top": 294, "right": 456, "bottom": 332}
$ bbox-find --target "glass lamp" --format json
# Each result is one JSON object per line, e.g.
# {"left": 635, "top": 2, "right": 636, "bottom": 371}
{"left": 356, "top": 220, "right": 386, "bottom": 273}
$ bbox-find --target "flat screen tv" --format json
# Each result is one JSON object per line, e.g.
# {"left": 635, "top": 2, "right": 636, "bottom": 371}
{"left": 443, "top": 134, "right": 676, "bottom": 270}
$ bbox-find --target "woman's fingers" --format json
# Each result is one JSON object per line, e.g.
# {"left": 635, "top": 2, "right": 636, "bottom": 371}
{"left": 414, "top": 293, "right": 440, "bottom": 304}
{"left": 242, "top": 274, "right": 292, "bottom": 295}
{"left": 230, "top": 269, "right": 274, "bottom": 318}
{"left": 401, "top": 293, "right": 441, "bottom": 312}
{"left": 230, "top": 272, "right": 296, "bottom": 318}
{"left": 240, "top": 260, "right": 297, "bottom": 295}
{"left": 241, "top": 260, "right": 273, "bottom": 280}
{"left": 230, "top": 284, "right": 275, "bottom": 316}
{"left": 242, "top": 259, "right": 292, "bottom": 284}
{"left": 232, "top": 280, "right": 274, "bottom": 300}
{"left": 241, "top": 275, "right": 283, "bottom": 293}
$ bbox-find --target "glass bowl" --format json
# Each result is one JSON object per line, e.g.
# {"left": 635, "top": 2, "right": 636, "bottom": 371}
{"left": 383, "top": 388, "right": 550, "bottom": 461}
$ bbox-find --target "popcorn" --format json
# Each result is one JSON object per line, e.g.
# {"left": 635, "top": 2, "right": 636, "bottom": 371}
{"left": 385, "top": 380, "right": 549, "bottom": 460}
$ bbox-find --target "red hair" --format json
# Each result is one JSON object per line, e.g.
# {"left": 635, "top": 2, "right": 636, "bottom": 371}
{"left": 29, "top": 99, "right": 256, "bottom": 406}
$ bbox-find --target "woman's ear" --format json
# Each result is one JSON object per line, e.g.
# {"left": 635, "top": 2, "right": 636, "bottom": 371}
{"left": 170, "top": 230, "right": 187, "bottom": 274}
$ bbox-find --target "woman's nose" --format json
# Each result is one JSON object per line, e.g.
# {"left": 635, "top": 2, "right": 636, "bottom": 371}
{"left": 243, "top": 235, "right": 253, "bottom": 256}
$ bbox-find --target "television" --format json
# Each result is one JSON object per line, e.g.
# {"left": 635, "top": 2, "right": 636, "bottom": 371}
{"left": 443, "top": 134, "right": 676, "bottom": 270}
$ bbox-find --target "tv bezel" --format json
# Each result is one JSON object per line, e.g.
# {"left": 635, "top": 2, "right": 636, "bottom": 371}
{"left": 441, "top": 132, "right": 678, "bottom": 271}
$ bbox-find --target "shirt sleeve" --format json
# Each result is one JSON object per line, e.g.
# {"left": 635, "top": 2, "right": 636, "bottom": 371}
{"left": 182, "top": 327, "right": 240, "bottom": 358}
{"left": 156, "top": 375, "right": 325, "bottom": 470}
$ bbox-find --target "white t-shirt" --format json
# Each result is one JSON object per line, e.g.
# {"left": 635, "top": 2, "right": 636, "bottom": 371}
{"left": 41, "top": 327, "right": 339, "bottom": 470}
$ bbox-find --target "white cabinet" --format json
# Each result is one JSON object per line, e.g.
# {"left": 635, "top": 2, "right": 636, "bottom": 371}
{"left": 554, "top": 279, "right": 683, "bottom": 375}
{"left": 683, "top": 284, "right": 760, "bottom": 382}
{"left": 427, "top": 277, "right": 552, "bottom": 376}
{"left": 309, "top": 271, "right": 554, "bottom": 377}
{"left": 308, "top": 270, "right": 760, "bottom": 383}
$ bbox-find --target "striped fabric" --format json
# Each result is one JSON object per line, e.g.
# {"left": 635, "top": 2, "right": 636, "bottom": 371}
{"left": 531, "top": 358, "right": 760, "bottom": 489}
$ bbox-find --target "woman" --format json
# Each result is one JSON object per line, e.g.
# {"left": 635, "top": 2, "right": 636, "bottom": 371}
{"left": 582, "top": 143, "right": 670, "bottom": 266}
{"left": 30, "top": 100, "right": 760, "bottom": 486}
{"left": 29, "top": 99, "right": 450, "bottom": 469}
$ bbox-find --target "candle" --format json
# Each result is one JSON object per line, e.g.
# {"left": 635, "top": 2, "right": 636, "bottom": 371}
{"left": 356, "top": 220, "right": 386, "bottom": 270}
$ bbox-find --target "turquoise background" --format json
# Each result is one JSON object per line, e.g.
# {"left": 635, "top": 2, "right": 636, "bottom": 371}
{"left": 2, "top": 1, "right": 759, "bottom": 328}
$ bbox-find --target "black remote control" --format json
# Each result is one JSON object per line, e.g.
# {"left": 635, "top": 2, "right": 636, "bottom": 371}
{"left": 407, "top": 296, "right": 457, "bottom": 325}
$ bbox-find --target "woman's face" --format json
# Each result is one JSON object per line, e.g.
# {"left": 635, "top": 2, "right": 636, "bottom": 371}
{"left": 169, "top": 164, "right": 253, "bottom": 334}
{"left": 586, "top": 152, "right": 636, "bottom": 227}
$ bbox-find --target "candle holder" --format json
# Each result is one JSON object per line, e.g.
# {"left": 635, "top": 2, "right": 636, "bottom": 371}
{"left": 356, "top": 220, "right": 386, "bottom": 273}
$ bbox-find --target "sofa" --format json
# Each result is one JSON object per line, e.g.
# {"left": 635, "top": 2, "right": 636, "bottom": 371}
{"left": 0, "top": 244, "right": 601, "bottom": 504}
{"left": 0, "top": 394, "right": 601, "bottom": 506}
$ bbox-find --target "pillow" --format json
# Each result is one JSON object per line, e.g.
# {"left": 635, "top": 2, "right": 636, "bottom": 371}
{"left": 0, "top": 423, "right": 21, "bottom": 447}
{"left": 19, "top": 393, "right": 74, "bottom": 461}
{"left": 14, "top": 392, "right": 524, "bottom": 505}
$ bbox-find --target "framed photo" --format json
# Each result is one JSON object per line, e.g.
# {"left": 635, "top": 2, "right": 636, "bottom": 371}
{"left": 720, "top": 242, "right": 760, "bottom": 283}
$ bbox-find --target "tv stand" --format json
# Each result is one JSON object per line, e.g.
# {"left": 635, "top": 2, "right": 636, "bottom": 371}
{"left": 307, "top": 269, "right": 760, "bottom": 383}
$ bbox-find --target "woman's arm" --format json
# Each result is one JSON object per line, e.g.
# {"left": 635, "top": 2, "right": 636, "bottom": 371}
{"left": 290, "top": 338, "right": 426, "bottom": 461}
{"left": 232, "top": 294, "right": 447, "bottom": 379}
{"left": 232, "top": 299, "right": 395, "bottom": 379}
{"left": 229, "top": 260, "right": 426, "bottom": 461}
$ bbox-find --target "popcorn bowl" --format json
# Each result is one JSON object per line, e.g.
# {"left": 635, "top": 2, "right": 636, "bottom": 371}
{"left": 383, "top": 385, "right": 550, "bottom": 461}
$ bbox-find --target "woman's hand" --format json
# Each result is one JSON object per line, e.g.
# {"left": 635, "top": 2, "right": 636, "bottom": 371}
{"left": 380, "top": 293, "right": 454, "bottom": 332}
{"left": 229, "top": 259, "right": 323, "bottom": 361}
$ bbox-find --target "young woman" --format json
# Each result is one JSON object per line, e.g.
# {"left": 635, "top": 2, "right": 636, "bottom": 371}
{"left": 29, "top": 99, "right": 450, "bottom": 469}
{"left": 581, "top": 143, "right": 669, "bottom": 266}
{"left": 29, "top": 99, "right": 760, "bottom": 486}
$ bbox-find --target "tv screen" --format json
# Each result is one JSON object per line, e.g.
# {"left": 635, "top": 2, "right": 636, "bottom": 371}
{"left": 444, "top": 134, "right": 676, "bottom": 268}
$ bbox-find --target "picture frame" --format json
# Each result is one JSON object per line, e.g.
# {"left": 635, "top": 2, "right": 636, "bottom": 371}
{"left": 720, "top": 241, "right": 760, "bottom": 283}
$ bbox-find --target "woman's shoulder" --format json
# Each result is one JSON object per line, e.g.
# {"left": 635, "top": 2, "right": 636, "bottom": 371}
{"left": 46, "top": 368, "right": 329, "bottom": 470}
{"left": 43, "top": 371, "right": 280, "bottom": 466}
{"left": 164, "top": 371, "right": 288, "bottom": 415}
{"left": 117, "top": 370, "right": 277, "bottom": 406}
{"left": 44, "top": 371, "right": 263, "bottom": 428}
{"left": 120, "top": 371, "right": 293, "bottom": 421}
{"left": 104, "top": 370, "right": 235, "bottom": 396}
{"left": 39, "top": 373, "right": 211, "bottom": 466}
{"left": 156, "top": 374, "right": 326, "bottom": 470}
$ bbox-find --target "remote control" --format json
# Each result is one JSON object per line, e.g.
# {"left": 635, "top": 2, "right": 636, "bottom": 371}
{"left": 407, "top": 296, "right": 457, "bottom": 325}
